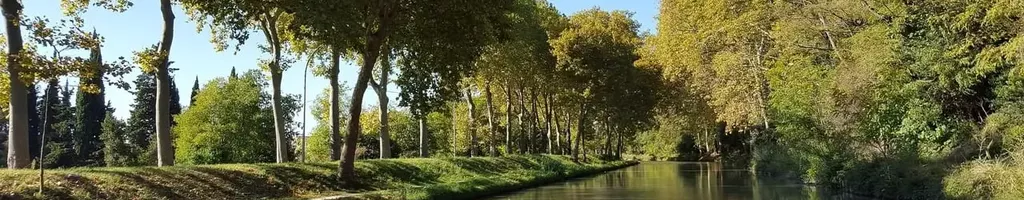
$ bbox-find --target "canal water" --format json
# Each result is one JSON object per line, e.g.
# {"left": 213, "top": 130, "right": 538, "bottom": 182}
{"left": 486, "top": 162, "right": 854, "bottom": 200}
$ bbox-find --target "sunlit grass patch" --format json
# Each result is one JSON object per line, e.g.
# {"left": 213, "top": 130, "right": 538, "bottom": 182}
{"left": 0, "top": 155, "right": 634, "bottom": 200}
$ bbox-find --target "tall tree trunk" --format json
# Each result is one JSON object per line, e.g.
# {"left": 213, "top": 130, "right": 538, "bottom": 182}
{"left": 271, "top": 67, "right": 286, "bottom": 163}
{"left": 340, "top": 36, "right": 383, "bottom": 182}
{"left": 301, "top": 56, "right": 309, "bottom": 162}
{"left": 484, "top": 82, "right": 496, "bottom": 156}
{"left": 517, "top": 87, "right": 527, "bottom": 154}
{"left": 553, "top": 103, "right": 561, "bottom": 155}
{"left": 263, "top": 13, "right": 289, "bottom": 163}
{"left": 564, "top": 110, "right": 572, "bottom": 155}
{"left": 371, "top": 44, "right": 392, "bottom": 159}
{"left": 530, "top": 89, "right": 539, "bottom": 153}
{"left": 504, "top": 83, "right": 513, "bottom": 154}
{"left": 544, "top": 95, "right": 552, "bottom": 154}
{"left": 3, "top": 0, "right": 27, "bottom": 169}
{"left": 329, "top": 49, "right": 342, "bottom": 160}
{"left": 377, "top": 96, "right": 390, "bottom": 159}
{"left": 616, "top": 129, "right": 622, "bottom": 159}
{"left": 573, "top": 104, "right": 585, "bottom": 162}
{"left": 604, "top": 123, "right": 612, "bottom": 157}
{"left": 450, "top": 107, "right": 459, "bottom": 155}
{"left": 465, "top": 87, "right": 477, "bottom": 157}
{"left": 155, "top": 0, "right": 176, "bottom": 167}
{"left": 418, "top": 117, "right": 429, "bottom": 157}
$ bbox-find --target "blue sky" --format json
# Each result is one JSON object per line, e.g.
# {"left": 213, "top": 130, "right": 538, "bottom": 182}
{"left": 21, "top": 0, "right": 658, "bottom": 134}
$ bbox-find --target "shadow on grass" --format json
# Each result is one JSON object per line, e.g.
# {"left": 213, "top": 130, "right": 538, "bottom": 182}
{"left": 0, "top": 154, "right": 621, "bottom": 200}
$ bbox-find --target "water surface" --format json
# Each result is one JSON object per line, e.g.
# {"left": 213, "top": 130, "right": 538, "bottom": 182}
{"left": 486, "top": 162, "right": 854, "bottom": 200}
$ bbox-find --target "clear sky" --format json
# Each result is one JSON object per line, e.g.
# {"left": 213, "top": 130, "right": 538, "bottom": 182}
{"left": 21, "top": 0, "right": 658, "bottom": 134}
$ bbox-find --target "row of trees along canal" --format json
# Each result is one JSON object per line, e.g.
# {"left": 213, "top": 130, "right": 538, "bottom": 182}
{"left": 11, "top": 0, "right": 1022, "bottom": 197}
{"left": 1, "top": 0, "right": 657, "bottom": 184}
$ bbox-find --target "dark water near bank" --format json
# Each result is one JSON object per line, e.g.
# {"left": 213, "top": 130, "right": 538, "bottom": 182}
{"left": 486, "top": 162, "right": 864, "bottom": 200}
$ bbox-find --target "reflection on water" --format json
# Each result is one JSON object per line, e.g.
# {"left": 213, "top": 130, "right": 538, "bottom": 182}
{"left": 486, "top": 162, "right": 861, "bottom": 200}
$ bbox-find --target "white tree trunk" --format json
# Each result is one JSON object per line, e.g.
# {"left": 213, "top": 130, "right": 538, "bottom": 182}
{"left": 484, "top": 82, "right": 496, "bottom": 156}
{"left": 465, "top": 87, "right": 477, "bottom": 157}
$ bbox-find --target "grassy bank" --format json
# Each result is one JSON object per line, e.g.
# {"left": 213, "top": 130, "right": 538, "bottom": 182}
{"left": 0, "top": 155, "right": 634, "bottom": 200}
{"left": 944, "top": 157, "right": 1024, "bottom": 200}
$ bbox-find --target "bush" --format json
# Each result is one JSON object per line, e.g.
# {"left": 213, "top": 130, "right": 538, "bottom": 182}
{"left": 174, "top": 72, "right": 277, "bottom": 164}
{"left": 839, "top": 157, "right": 946, "bottom": 199}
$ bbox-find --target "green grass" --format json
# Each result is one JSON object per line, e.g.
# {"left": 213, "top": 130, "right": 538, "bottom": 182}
{"left": 944, "top": 158, "right": 1024, "bottom": 200}
{"left": 0, "top": 155, "right": 635, "bottom": 200}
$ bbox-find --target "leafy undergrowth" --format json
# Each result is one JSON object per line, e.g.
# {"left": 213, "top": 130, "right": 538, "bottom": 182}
{"left": 0, "top": 155, "right": 634, "bottom": 200}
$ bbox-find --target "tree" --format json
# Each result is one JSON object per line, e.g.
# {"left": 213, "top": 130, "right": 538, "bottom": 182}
{"left": 26, "top": 84, "right": 40, "bottom": 164}
{"left": 464, "top": 87, "right": 477, "bottom": 156}
{"left": 180, "top": 0, "right": 296, "bottom": 163}
{"left": 551, "top": 8, "right": 642, "bottom": 160}
{"left": 124, "top": 72, "right": 182, "bottom": 166}
{"left": 369, "top": 47, "right": 393, "bottom": 159}
{"left": 652, "top": 0, "right": 774, "bottom": 155}
{"left": 4, "top": 0, "right": 30, "bottom": 169}
{"left": 39, "top": 79, "right": 75, "bottom": 168}
{"left": 73, "top": 45, "right": 109, "bottom": 167}
{"left": 125, "top": 73, "right": 156, "bottom": 165}
{"left": 386, "top": 0, "right": 518, "bottom": 161}
{"left": 280, "top": 0, "right": 516, "bottom": 180}
{"left": 4, "top": 0, "right": 131, "bottom": 168}
{"left": 305, "top": 86, "right": 350, "bottom": 162}
{"left": 189, "top": 76, "right": 199, "bottom": 106}
{"left": 470, "top": 0, "right": 566, "bottom": 155}
{"left": 132, "top": 0, "right": 177, "bottom": 167}
{"left": 280, "top": 4, "right": 356, "bottom": 161}
{"left": 100, "top": 110, "right": 131, "bottom": 166}
{"left": 174, "top": 70, "right": 298, "bottom": 164}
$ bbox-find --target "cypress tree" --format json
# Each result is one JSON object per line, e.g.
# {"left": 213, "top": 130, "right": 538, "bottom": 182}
{"left": 39, "top": 79, "right": 75, "bottom": 168}
{"left": 126, "top": 73, "right": 156, "bottom": 165}
{"left": 126, "top": 73, "right": 182, "bottom": 166}
{"left": 26, "top": 84, "right": 41, "bottom": 165}
{"left": 171, "top": 75, "right": 182, "bottom": 125}
{"left": 100, "top": 110, "right": 131, "bottom": 166}
{"left": 190, "top": 76, "right": 200, "bottom": 106}
{"left": 59, "top": 80, "right": 75, "bottom": 145}
{"left": 73, "top": 47, "right": 107, "bottom": 167}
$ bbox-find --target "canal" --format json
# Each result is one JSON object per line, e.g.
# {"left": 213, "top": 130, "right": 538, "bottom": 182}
{"left": 486, "top": 162, "right": 852, "bottom": 200}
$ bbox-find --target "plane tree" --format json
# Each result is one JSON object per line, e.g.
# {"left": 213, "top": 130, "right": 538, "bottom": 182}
{"left": 178, "top": 0, "right": 297, "bottom": 163}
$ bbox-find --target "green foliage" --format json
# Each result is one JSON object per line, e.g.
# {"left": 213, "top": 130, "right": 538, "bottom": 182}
{"left": 392, "top": 0, "right": 518, "bottom": 118}
{"left": 125, "top": 73, "right": 156, "bottom": 165}
{"left": 100, "top": 111, "right": 132, "bottom": 166}
{"left": 119, "top": 73, "right": 183, "bottom": 166}
{"left": 173, "top": 70, "right": 297, "bottom": 164}
{"left": 26, "top": 84, "right": 41, "bottom": 164}
{"left": 40, "top": 80, "right": 77, "bottom": 168}
{"left": 71, "top": 48, "right": 109, "bottom": 167}
{"left": 305, "top": 87, "right": 350, "bottom": 162}
{"left": 359, "top": 107, "right": 417, "bottom": 158}
{"left": 648, "top": 0, "right": 1024, "bottom": 198}
{"left": 550, "top": 8, "right": 654, "bottom": 159}
{"left": 552, "top": 8, "right": 640, "bottom": 97}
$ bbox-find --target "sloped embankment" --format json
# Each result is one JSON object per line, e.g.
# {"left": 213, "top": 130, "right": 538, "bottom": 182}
{"left": 0, "top": 155, "right": 635, "bottom": 200}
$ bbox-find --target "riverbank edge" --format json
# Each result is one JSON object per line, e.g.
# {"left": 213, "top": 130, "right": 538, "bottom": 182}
{"left": 334, "top": 159, "right": 639, "bottom": 200}
{"left": 0, "top": 155, "right": 633, "bottom": 199}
